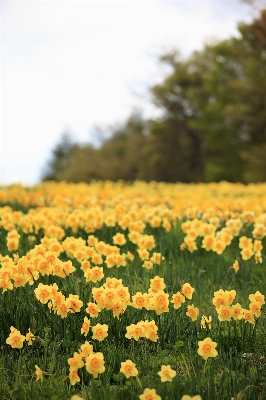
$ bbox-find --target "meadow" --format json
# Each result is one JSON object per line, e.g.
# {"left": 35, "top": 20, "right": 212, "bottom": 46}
{"left": 0, "top": 181, "right": 265, "bottom": 400}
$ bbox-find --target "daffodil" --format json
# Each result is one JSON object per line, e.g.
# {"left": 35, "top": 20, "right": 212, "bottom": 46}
{"left": 158, "top": 365, "right": 176, "bottom": 382}
{"left": 25, "top": 328, "right": 35, "bottom": 345}
{"left": 6, "top": 327, "right": 26, "bottom": 349}
{"left": 198, "top": 337, "right": 218, "bottom": 360}
{"left": 35, "top": 365, "right": 43, "bottom": 381}
{"left": 139, "top": 388, "right": 161, "bottom": 400}
{"left": 81, "top": 316, "right": 90, "bottom": 337}
{"left": 91, "top": 323, "right": 108, "bottom": 341}
{"left": 120, "top": 359, "right": 138, "bottom": 378}
{"left": 85, "top": 352, "right": 105, "bottom": 378}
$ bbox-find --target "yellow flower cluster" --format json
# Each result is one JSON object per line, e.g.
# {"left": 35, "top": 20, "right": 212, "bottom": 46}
{"left": 6, "top": 229, "right": 20, "bottom": 251}
{"left": 34, "top": 283, "right": 83, "bottom": 319}
{"left": 6, "top": 326, "right": 34, "bottom": 349}
{"left": 66, "top": 357, "right": 178, "bottom": 399}
{"left": 171, "top": 283, "right": 200, "bottom": 322}
{"left": 0, "top": 239, "right": 76, "bottom": 293}
{"left": 56, "top": 233, "right": 161, "bottom": 275}
{"left": 239, "top": 236, "right": 263, "bottom": 263}
{"left": 68, "top": 341, "right": 105, "bottom": 384}
{"left": 125, "top": 320, "right": 159, "bottom": 342}
{"left": 130, "top": 283, "right": 169, "bottom": 314}
{"left": 0, "top": 186, "right": 173, "bottom": 238}
{"left": 213, "top": 289, "right": 265, "bottom": 324}
{"left": 86, "top": 277, "right": 130, "bottom": 319}
{"left": 83, "top": 277, "right": 197, "bottom": 324}
{"left": 1, "top": 182, "right": 265, "bottom": 282}
{"left": 180, "top": 214, "right": 265, "bottom": 265}
{"left": 1, "top": 181, "right": 266, "bottom": 212}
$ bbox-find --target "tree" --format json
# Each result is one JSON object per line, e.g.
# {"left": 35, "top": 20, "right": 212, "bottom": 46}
{"left": 41, "top": 111, "right": 150, "bottom": 182}
{"left": 41, "top": 132, "right": 75, "bottom": 181}
{"left": 241, "top": 0, "right": 266, "bottom": 13}
{"left": 148, "top": 8, "right": 266, "bottom": 182}
{"left": 147, "top": 52, "right": 206, "bottom": 182}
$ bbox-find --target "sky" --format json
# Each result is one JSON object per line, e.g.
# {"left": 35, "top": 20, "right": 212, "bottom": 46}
{"left": 1, "top": 0, "right": 254, "bottom": 185}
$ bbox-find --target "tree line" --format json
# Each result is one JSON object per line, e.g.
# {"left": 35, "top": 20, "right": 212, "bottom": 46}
{"left": 42, "top": 9, "right": 266, "bottom": 183}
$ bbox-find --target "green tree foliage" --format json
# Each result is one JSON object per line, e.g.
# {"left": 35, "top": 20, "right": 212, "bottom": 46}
{"left": 41, "top": 132, "right": 76, "bottom": 181}
{"left": 95, "top": 110, "right": 150, "bottom": 181}
{"left": 147, "top": 52, "right": 205, "bottom": 182}
{"left": 237, "top": 10, "right": 266, "bottom": 181}
{"left": 42, "top": 10, "right": 266, "bottom": 183}
{"left": 42, "top": 111, "right": 150, "bottom": 182}
{"left": 148, "top": 9, "right": 266, "bottom": 182}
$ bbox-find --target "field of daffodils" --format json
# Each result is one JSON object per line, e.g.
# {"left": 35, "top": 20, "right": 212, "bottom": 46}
{"left": 0, "top": 181, "right": 265, "bottom": 400}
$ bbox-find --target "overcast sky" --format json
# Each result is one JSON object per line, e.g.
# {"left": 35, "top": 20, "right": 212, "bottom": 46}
{"left": 1, "top": 0, "right": 254, "bottom": 185}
